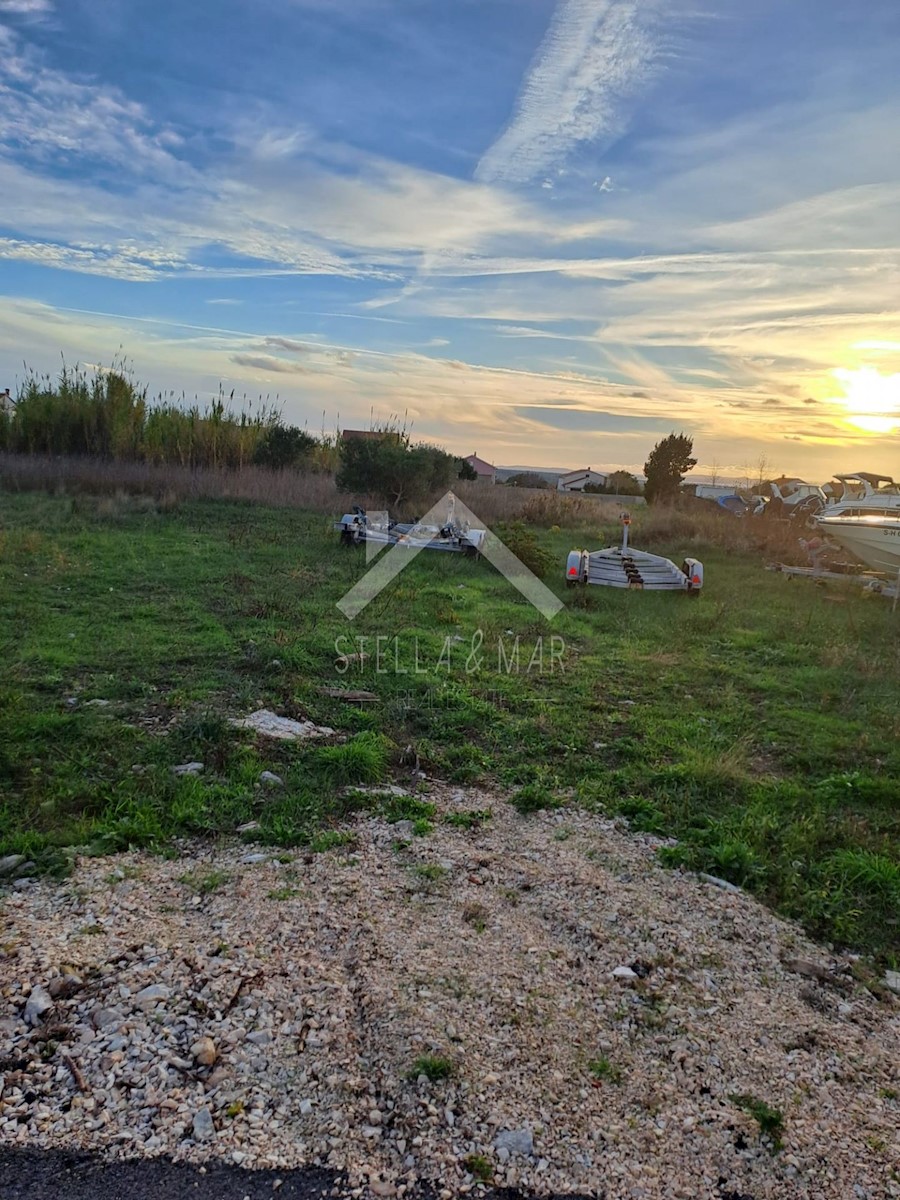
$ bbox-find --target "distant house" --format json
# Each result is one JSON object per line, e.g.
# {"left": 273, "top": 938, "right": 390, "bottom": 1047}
{"left": 463, "top": 452, "right": 496, "bottom": 484}
{"left": 0, "top": 388, "right": 13, "bottom": 414}
{"left": 341, "top": 429, "right": 396, "bottom": 443}
{"left": 557, "top": 468, "right": 608, "bottom": 493}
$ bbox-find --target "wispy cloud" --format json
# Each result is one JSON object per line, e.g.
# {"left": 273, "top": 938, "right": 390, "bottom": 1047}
{"left": 476, "top": 0, "right": 671, "bottom": 184}
{"left": 0, "top": 0, "right": 52, "bottom": 13}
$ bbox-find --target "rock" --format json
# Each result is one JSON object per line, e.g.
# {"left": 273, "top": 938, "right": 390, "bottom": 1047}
{"left": 246, "top": 1029, "right": 271, "bottom": 1046}
{"left": 698, "top": 873, "right": 741, "bottom": 894}
{"left": 86, "top": 699, "right": 111, "bottom": 708}
{"left": 367, "top": 1108, "right": 383, "bottom": 1125}
{"left": 299, "top": 1098, "right": 313, "bottom": 1116}
{"left": 241, "top": 853, "right": 268, "bottom": 864}
{"left": 259, "top": 771, "right": 284, "bottom": 786}
{"left": 172, "top": 762, "right": 204, "bottom": 776}
{"left": 133, "top": 984, "right": 170, "bottom": 1009}
{"left": 612, "top": 966, "right": 638, "bottom": 981}
{"left": 24, "top": 985, "right": 53, "bottom": 1026}
{"left": 48, "top": 973, "right": 83, "bottom": 999}
{"left": 392, "top": 821, "right": 415, "bottom": 839}
{"left": 206, "top": 1066, "right": 230, "bottom": 1088}
{"left": 494, "top": 1127, "right": 533, "bottom": 1157}
{"left": 884, "top": 970, "right": 900, "bottom": 995}
{"left": 229, "top": 709, "right": 334, "bottom": 741}
{"left": 192, "top": 1107, "right": 215, "bottom": 1141}
{"left": 236, "top": 821, "right": 261, "bottom": 833}
{"left": 191, "top": 1036, "right": 217, "bottom": 1067}
{"left": 0, "top": 854, "right": 26, "bottom": 877}
{"left": 91, "top": 1007, "right": 125, "bottom": 1031}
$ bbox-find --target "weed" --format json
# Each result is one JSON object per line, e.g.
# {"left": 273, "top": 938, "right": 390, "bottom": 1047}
{"left": 462, "top": 901, "right": 488, "bottom": 932}
{"left": 225, "top": 1100, "right": 244, "bottom": 1118}
{"left": 383, "top": 796, "right": 437, "bottom": 824}
{"left": 414, "top": 864, "right": 447, "bottom": 882}
{"left": 463, "top": 1154, "right": 493, "bottom": 1182}
{"left": 315, "top": 732, "right": 390, "bottom": 786}
{"left": 729, "top": 1093, "right": 785, "bottom": 1151}
{"left": 511, "top": 783, "right": 560, "bottom": 816}
{"left": 179, "top": 869, "right": 230, "bottom": 895}
{"left": 267, "top": 886, "right": 301, "bottom": 901}
{"left": 408, "top": 1054, "right": 454, "bottom": 1082}
{"left": 588, "top": 1057, "right": 623, "bottom": 1084}
{"left": 444, "top": 809, "right": 492, "bottom": 830}
{"left": 308, "top": 830, "right": 355, "bottom": 853}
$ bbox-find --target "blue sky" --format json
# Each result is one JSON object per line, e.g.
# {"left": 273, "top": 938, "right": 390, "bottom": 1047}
{"left": 1, "top": 0, "right": 899, "bottom": 479}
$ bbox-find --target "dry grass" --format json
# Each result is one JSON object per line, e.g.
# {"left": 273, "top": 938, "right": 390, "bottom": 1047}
{"left": 0, "top": 453, "right": 809, "bottom": 563}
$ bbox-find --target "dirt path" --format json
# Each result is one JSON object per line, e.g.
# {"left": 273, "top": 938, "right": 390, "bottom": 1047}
{"left": 2, "top": 786, "right": 898, "bottom": 1199}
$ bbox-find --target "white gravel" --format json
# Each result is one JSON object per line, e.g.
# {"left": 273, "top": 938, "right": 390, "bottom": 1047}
{"left": 1, "top": 784, "right": 898, "bottom": 1199}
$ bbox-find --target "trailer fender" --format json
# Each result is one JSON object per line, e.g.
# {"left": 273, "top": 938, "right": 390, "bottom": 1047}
{"left": 682, "top": 557, "right": 704, "bottom": 593}
{"left": 566, "top": 550, "right": 587, "bottom": 586}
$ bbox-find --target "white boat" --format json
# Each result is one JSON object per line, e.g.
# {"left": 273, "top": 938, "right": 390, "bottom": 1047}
{"left": 815, "top": 472, "right": 900, "bottom": 573}
{"left": 336, "top": 505, "right": 486, "bottom": 554}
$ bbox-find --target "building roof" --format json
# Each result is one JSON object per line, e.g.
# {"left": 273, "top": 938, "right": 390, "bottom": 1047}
{"left": 559, "top": 467, "right": 607, "bottom": 481}
{"left": 464, "top": 453, "right": 496, "bottom": 475}
{"left": 341, "top": 429, "right": 392, "bottom": 441}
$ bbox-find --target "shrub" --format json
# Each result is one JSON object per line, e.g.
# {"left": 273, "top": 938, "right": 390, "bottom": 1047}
{"left": 495, "top": 522, "right": 555, "bottom": 579}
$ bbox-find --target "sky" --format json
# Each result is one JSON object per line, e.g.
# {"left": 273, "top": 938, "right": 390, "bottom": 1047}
{"left": 1, "top": 0, "right": 899, "bottom": 482}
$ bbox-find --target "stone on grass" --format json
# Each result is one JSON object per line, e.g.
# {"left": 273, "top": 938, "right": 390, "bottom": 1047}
{"left": 230, "top": 709, "right": 334, "bottom": 742}
{"left": 884, "top": 970, "right": 900, "bottom": 995}
{"left": 0, "top": 855, "right": 26, "bottom": 877}
{"left": 259, "top": 771, "right": 284, "bottom": 786}
{"left": 172, "top": 762, "right": 204, "bottom": 777}
{"left": 699, "top": 873, "right": 742, "bottom": 894}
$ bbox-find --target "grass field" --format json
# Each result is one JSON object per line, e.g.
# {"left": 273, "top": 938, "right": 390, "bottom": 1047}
{"left": 1, "top": 490, "right": 898, "bottom": 962}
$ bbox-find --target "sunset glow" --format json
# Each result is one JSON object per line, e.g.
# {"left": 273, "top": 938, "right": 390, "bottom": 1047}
{"left": 832, "top": 367, "right": 900, "bottom": 435}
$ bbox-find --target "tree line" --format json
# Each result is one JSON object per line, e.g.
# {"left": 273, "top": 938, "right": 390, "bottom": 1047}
{"left": 0, "top": 363, "right": 697, "bottom": 506}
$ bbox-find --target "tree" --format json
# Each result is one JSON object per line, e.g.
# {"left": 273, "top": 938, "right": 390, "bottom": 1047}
{"left": 336, "top": 427, "right": 459, "bottom": 509}
{"left": 643, "top": 433, "right": 697, "bottom": 505}
{"left": 603, "top": 470, "right": 641, "bottom": 496}
{"left": 457, "top": 458, "right": 478, "bottom": 481}
{"left": 506, "top": 472, "right": 550, "bottom": 489}
{"left": 253, "top": 423, "right": 317, "bottom": 469}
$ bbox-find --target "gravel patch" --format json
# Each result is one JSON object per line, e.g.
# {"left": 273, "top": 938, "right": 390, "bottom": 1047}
{"left": 2, "top": 784, "right": 898, "bottom": 1200}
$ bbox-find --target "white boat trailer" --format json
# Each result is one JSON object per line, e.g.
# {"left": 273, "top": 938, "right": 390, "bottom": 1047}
{"left": 335, "top": 506, "right": 486, "bottom": 555}
{"left": 768, "top": 562, "right": 900, "bottom": 609}
{"left": 566, "top": 515, "right": 703, "bottom": 594}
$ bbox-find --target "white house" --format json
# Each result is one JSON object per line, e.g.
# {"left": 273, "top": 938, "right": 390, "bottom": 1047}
{"left": 557, "top": 468, "right": 608, "bottom": 493}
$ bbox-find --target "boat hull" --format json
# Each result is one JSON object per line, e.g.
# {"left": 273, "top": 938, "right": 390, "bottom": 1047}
{"left": 816, "top": 515, "right": 900, "bottom": 573}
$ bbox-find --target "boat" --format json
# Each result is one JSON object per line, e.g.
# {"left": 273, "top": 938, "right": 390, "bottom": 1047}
{"left": 566, "top": 514, "right": 703, "bottom": 594}
{"left": 815, "top": 472, "right": 900, "bottom": 573}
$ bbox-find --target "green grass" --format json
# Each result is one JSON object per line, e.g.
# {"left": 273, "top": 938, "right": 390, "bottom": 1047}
{"left": 729, "top": 1093, "right": 785, "bottom": 1151}
{"left": 463, "top": 1153, "right": 493, "bottom": 1182}
{"left": 408, "top": 1054, "right": 454, "bottom": 1082}
{"left": 0, "top": 492, "right": 898, "bottom": 961}
{"left": 587, "top": 1056, "right": 623, "bottom": 1084}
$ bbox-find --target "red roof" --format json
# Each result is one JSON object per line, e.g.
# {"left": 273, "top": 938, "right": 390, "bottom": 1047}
{"left": 464, "top": 453, "right": 496, "bottom": 475}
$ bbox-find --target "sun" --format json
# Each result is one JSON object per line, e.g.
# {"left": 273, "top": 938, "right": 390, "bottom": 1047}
{"left": 831, "top": 366, "right": 900, "bottom": 434}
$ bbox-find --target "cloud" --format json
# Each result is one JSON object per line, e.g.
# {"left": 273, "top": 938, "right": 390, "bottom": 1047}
{"left": 476, "top": 0, "right": 672, "bottom": 184}
{"left": 0, "top": 0, "right": 52, "bottom": 12}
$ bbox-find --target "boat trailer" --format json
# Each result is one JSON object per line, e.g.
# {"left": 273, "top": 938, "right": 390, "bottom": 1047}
{"left": 336, "top": 505, "right": 486, "bottom": 555}
{"left": 566, "top": 515, "right": 704, "bottom": 594}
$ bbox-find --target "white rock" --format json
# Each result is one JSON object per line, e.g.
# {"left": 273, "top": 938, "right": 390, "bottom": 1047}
{"left": 299, "top": 1099, "right": 313, "bottom": 1116}
{"left": 172, "top": 762, "right": 204, "bottom": 776}
{"left": 494, "top": 1127, "right": 533, "bottom": 1156}
{"left": 699, "top": 873, "right": 741, "bottom": 894}
{"left": 884, "top": 970, "right": 900, "bottom": 995}
{"left": 24, "top": 985, "right": 53, "bottom": 1026}
{"left": 133, "top": 984, "right": 170, "bottom": 1009}
{"left": 192, "top": 1108, "right": 215, "bottom": 1141}
{"left": 259, "top": 771, "right": 284, "bottom": 786}
{"left": 0, "top": 855, "right": 26, "bottom": 876}
{"left": 230, "top": 709, "right": 334, "bottom": 741}
{"left": 612, "top": 966, "right": 638, "bottom": 981}
{"left": 191, "top": 1037, "right": 217, "bottom": 1067}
